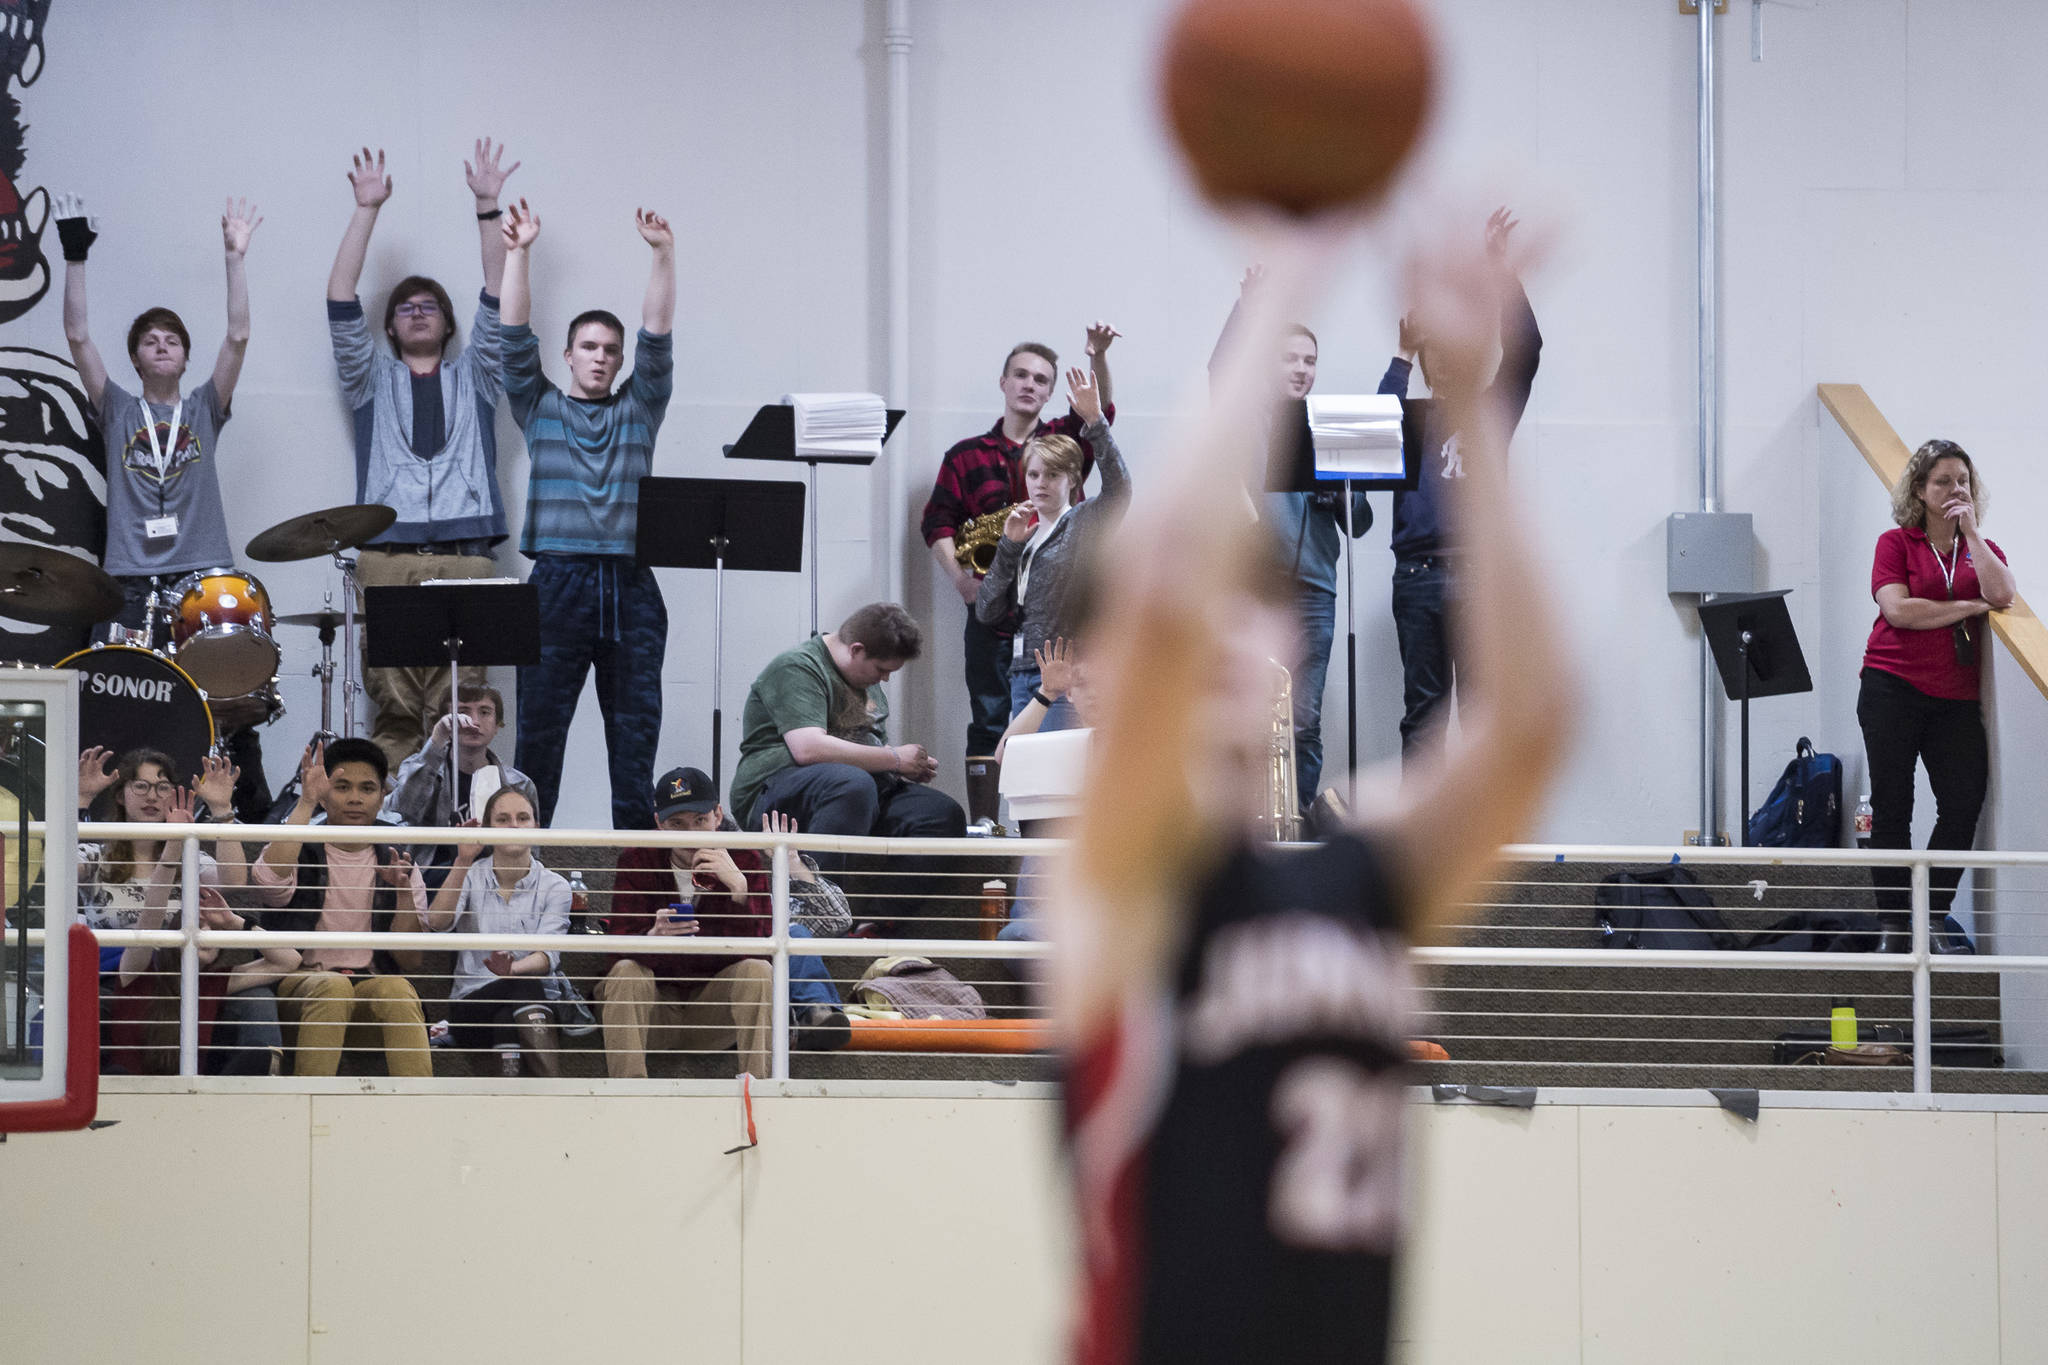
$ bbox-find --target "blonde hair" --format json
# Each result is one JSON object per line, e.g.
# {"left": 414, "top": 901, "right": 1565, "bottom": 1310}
{"left": 1021, "top": 434, "right": 1085, "bottom": 503}
{"left": 1892, "top": 439, "right": 1987, "bottom": 530}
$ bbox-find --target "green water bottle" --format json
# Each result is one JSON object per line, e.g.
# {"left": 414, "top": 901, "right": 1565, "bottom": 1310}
{"left": 1830, "top": 999, "right": 1858, "bottom": 1048}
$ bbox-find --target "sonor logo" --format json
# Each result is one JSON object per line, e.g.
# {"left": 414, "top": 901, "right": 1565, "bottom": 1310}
{"left": 89, "top": 673, "right": 175, "bottom": 704}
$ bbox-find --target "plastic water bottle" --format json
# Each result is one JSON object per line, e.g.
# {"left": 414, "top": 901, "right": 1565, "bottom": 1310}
{"left": 1853, "top": 795, "right": 1873, "bottom": 850}
{"left": 568, "top": 870, "right": 597, "bottom": 933}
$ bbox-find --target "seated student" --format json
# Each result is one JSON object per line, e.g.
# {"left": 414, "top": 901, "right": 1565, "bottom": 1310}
{"left": 252, "top": 738, "right": 433, "bottom": 1078}
{"left": 75, "top": 746, "right": 244, "bottom": 1072}
{"left": 139, "top": 802, "right": 298, "bottom": 1076}
{"left": 388, "top": 684, "right": 529, "bottom": 890}
{"left": 425, "top": 779, "right": 569, "bottom": 1078}
{"left": 992, "top": 639, "right": 1096, "bottom": 950}
{"left": 597, "top": 768, "right": 851, "bottom": 1080}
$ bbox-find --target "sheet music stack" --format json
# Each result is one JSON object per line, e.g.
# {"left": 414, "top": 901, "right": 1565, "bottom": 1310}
{"left": 1305, "top": 394, "right": 1405, "bottom": 480}
{"left": 783, "top": 392, "right": 888, "bottom": 463}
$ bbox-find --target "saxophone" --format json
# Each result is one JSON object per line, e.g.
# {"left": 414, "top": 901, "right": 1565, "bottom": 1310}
{"left": 953, "top": 503, "right": 1029, "bottom": 574}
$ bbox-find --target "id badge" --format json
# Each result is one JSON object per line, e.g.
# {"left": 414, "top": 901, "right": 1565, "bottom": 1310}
{"left": 144, "top": 515, "right": 179, "bottom": 541}
{"left": 1954, "top": 621, "right": 1977, "bottom": 668}
{"left": 1013, "top": 634, "right": 1025, "bottom": 661}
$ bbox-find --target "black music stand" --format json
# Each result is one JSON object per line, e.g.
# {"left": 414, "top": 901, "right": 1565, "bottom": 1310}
{"left": 637, "top": 477, "right": 806, "bottom": 796}
{"left": 1698, "top": 589, "right": 1812, "bottom": 847}
{"left": 365, "top": 582, "right": 541, "bottom": 816}
{"left": 1263, "top": 397, "right": 1423, "bottom": 807}
{"left": 724, "top": 404, "right": 906, "bottom": 635}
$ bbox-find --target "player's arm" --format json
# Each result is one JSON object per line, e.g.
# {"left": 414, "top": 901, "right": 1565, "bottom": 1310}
{"left": 327, "top": 148, "right": 390, "bottom": 302}
{"left": 213, "top": 198, "right": 262, "bottom": 407}
{"left": 1360, "top": 239, "right": 1574, "bottom": 943}
{"left": 54, "top": 195, "right": 108, "bottom": 407}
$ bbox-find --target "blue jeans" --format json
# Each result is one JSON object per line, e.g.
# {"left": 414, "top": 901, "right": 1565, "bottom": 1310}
{"left": 788, "top": 923, "right": 840, "bottom": 1007}
{"left": 964, "top": 613, "right": 1012, "bottom": 757}
{"left": 1392, "top": 556, "right": 1456, "bottom": 765}
{"left": 1008, "top": 662, "right": 1041, "bottom": 719}
{"left": 1292, "top": 587, "right": 1336, "bottom": 810}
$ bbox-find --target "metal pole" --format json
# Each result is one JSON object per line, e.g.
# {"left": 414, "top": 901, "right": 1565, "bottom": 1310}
{"left": 338, "top": 551, "right": 361, "bottom": 738}
{"left": 712, "top": 538, "right": 727, "bottom": 798}
{"left": 1695, "top": 0, "right": 1724, "bottom": 845}
{"left": 1736, "top": 632, "right": 1749, "bottom": 846}
{"left": 770, "top": 840, "right": 791, "bottom": 1080}
{"left": 1910, "top": 859, "right": 1932, "bottom": 1100}
{"left": 808, "top": 460, "right": 821, "bottom": 637}
{"left": 445, "top": 635, "right": 463, "bottom": 819}
{"left": 883, "top": 0, "right": 912, "bottom": 728}
{"left": 178, "top": 834, "right": 201, "bottom": 1077}
{"left": 1342, "top": 483, "right": 1358, "bottom": 807}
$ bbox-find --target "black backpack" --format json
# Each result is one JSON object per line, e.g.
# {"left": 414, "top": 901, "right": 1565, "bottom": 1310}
{"left": 1595, "top": 866, "right": 1744, "bottom": 950}
{"left": 1745, "top": 737, "right": 1843, "bottom": 848}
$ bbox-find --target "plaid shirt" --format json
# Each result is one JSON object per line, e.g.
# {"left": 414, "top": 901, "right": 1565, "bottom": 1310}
{"left": 919, "top": 404, "right": 1117, "bottom": 551}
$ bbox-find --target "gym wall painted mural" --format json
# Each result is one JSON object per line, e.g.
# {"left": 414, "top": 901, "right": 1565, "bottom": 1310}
{"left": 0, "top": 1, "right": 108, "bottom": 665}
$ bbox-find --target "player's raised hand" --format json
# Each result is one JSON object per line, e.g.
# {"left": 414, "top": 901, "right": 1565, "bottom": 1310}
{"left": 464, "top": 136, "right": 519, "bottom": 203}
{"left": 635, "top": 207, "right": 673, "bottom": 251}
{"left": 348, "top": 147, "right": 392, "bottom": 208}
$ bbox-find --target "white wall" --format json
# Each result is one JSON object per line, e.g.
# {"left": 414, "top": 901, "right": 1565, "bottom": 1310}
{"left": 4, "top": 0, "right": 2044, "bottom": 839}
{"left": 8, "top": 1087, "right": 2048, "bottom": 1363}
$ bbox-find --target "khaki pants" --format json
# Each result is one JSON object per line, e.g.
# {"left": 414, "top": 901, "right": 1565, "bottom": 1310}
{"left": 278, "top": 970, "right": 431, "bottom": 1078}
{"left": 596, "top": 959, "right": 770, "bottom": 1080}
{"left": 355, "top": 548, "right": 497, "bottom": 770}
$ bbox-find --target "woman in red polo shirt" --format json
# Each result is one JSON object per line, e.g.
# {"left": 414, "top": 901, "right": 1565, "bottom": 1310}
{"left": 1858, "top": 439, "right": 2017, "bottom": 953}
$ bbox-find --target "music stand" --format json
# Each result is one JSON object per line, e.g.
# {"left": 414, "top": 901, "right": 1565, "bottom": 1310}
{"left": 1697, "top": 589, "right": 1812, "bottom": 847}
{"left": 364, "top": 582, "right": 541, "bottom": 816}
{"left": 637, "top": 477, "right": 807, "bottom": 796}
{"left": 724, "top": 404, "right": 906, "bottom": 634}
{"left": 1264, "top": 398, "right": 1424, "bottom": 806}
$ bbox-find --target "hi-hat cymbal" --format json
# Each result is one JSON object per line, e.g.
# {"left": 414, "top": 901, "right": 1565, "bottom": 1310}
{"left": 246, "top": 504, "right": 397, "bottom": 563}
{"left": 275, "top": 609, "right": 360, "bottom": 631}
{"left": 0, "top": 544, "right": 122, "bottom": 626}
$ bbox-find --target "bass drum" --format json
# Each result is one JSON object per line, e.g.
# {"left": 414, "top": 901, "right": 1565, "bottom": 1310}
{"left": 55, "top": 645, "right": 217, "bottom": 789}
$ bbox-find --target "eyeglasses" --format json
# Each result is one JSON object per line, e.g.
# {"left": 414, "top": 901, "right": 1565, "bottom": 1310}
{"left": 395, "top": 301, "right": 442, "bottom": 318}
{"left": 125, "top": 780, "right": 176, "bottom": 797}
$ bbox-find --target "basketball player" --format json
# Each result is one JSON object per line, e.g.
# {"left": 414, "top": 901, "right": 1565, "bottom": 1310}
{"left": 1054, "top": 226, "right": 1573, "bottom": 1365}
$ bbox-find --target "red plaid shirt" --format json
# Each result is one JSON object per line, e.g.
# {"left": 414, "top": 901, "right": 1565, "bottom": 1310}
{"left": 919, "top": 404, "right": 1116, "bottom": 552}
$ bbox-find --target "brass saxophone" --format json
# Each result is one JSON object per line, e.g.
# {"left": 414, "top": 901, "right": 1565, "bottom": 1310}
{"left": 953, "top": 503, "right": 1029, "bottom": 574}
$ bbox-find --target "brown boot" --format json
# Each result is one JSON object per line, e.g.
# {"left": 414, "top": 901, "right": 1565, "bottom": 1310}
{"left": 965, "top": 756, "right": 1001, "bottom": 826}
{"left": 514, "top": 1007, "right": 561, "bottom": 1078}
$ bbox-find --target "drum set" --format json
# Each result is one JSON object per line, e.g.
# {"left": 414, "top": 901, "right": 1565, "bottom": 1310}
{"left": 0, "top": 503, "right": 397, "bottom": 784}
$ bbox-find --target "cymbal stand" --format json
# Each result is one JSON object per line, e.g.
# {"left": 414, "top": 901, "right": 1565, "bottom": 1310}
{"left": 330, "top": 547, "right": 361, "bottom": 738}
{"left": 309, "top": 583, "right": 339, "bottom": 741}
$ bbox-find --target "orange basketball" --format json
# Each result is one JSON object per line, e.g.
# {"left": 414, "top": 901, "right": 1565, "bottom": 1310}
{"left": 1160, "top": 0, "right": 1437, "bottom": 214}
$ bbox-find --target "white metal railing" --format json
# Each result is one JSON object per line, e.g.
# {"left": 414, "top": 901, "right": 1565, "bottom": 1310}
{"left": 14, "top": 825, "right": 2048, "bottom": 1100}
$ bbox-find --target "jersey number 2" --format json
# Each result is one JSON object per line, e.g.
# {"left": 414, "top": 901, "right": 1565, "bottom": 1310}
{"left": 1268, "top": 1056, "right": 1403, "bottom": 1252}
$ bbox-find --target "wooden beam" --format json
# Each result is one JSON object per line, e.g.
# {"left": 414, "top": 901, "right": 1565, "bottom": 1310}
{"left": 1819, "top": 382, "right": 2048, "bottom": 701}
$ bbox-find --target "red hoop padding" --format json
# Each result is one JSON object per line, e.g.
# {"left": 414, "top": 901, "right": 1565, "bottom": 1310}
{"left": 1, "top": 924, "right": 100, "bottom": 1134}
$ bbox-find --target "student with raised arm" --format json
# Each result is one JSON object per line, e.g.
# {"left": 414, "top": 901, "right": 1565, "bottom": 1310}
{"left": 326, "top": 140, "right": 520, "bottom": 768}
{"left": 56, "top": 194, "right": 260, "bottom": 628}
{"left": 1055, "top": 226, "right": 1574, "bottom": 1365}
{"left": 498, "top": 199, "right": 676, "bottom": 829}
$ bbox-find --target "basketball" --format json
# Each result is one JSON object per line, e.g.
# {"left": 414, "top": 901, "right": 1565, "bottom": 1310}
{"left": 1160, "top": 0, "right": 1438, "bottom": 214}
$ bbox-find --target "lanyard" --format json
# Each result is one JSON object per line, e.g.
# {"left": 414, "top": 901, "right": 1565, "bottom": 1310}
{"left": 1931, "top": 536, "right": 1963, "bottom": 600}
{"left": 138, "top": 395, "right": 183, "bottom": 479}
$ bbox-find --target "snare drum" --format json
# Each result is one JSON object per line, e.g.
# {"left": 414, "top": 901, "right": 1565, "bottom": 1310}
{"left": 170, "top": 567, "right": 279, "bottom": 698}
{"left": 56, "top": 644, "right": 217, "bottom": 784}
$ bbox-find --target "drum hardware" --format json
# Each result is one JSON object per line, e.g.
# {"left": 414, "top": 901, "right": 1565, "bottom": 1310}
{"left": 0, "top": 543, "right": 122, "bottom": 627}
{"left": 276, "top": 606, "right": 362, "bottom": 739}
{"left": 246, "top": 504, "right": 394, "bottom": 741}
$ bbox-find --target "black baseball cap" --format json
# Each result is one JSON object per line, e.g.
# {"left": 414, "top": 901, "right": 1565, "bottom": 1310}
{"left": 653, "top": 767, "right": 718, "bottom": 819}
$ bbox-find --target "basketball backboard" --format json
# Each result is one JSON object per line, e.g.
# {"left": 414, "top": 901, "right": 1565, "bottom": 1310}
{"left": 0, "top": 665, "right": 93, "bottom": 1133}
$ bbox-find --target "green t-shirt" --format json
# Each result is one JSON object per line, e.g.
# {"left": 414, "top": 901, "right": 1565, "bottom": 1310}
{"left": 730, "top": 635, "right": 890, "bottom": 821}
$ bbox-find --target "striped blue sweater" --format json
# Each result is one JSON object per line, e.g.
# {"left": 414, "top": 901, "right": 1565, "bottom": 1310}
{"left": 504, "top": 323, "right": 673, "bottom": 557}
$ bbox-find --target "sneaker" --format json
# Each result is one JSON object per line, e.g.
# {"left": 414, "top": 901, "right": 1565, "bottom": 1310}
{"left": 794, "top": 1004, "right": 852, "bottom": 1053}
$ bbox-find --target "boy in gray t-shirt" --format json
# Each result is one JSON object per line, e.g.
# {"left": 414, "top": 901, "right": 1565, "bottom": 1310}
{"left": 56, "top": 194, "right": 262, "bottom": 626}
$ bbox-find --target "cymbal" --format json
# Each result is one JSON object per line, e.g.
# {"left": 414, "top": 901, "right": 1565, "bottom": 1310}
{"left": 275, "top": 609, "right": 359, "bottom": 631}
{"left": 245, "top": 504, "right": 397, "bottom": 563}
{"left": 0, "top": 543, "right": 122, "bottom": 626}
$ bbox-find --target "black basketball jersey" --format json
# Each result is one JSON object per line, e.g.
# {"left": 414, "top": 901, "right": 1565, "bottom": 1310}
{"left": 1065, "top": 830, "right": 1414, "bottom": 1365}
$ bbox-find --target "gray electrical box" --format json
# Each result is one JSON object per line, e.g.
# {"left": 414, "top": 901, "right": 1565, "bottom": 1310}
{"left": 1666, "top": 511, "right": 1755, "bottom": 595}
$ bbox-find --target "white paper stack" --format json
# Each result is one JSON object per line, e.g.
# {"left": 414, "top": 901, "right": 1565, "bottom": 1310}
{"left": 783, "top": 391, "right": 887, "bottom": 462}
{"left": 1305, "top": 394, "right": 1406, "bottom": 480}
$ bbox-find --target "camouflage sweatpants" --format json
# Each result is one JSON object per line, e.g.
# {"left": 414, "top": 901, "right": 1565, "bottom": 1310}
{"left": 515, "top": 554, "right": 667, "bottom": 829}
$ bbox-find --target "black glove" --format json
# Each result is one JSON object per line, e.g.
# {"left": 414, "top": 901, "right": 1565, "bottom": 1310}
{"left": 56, "top": 214, "right": 96, "bottom": 263}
